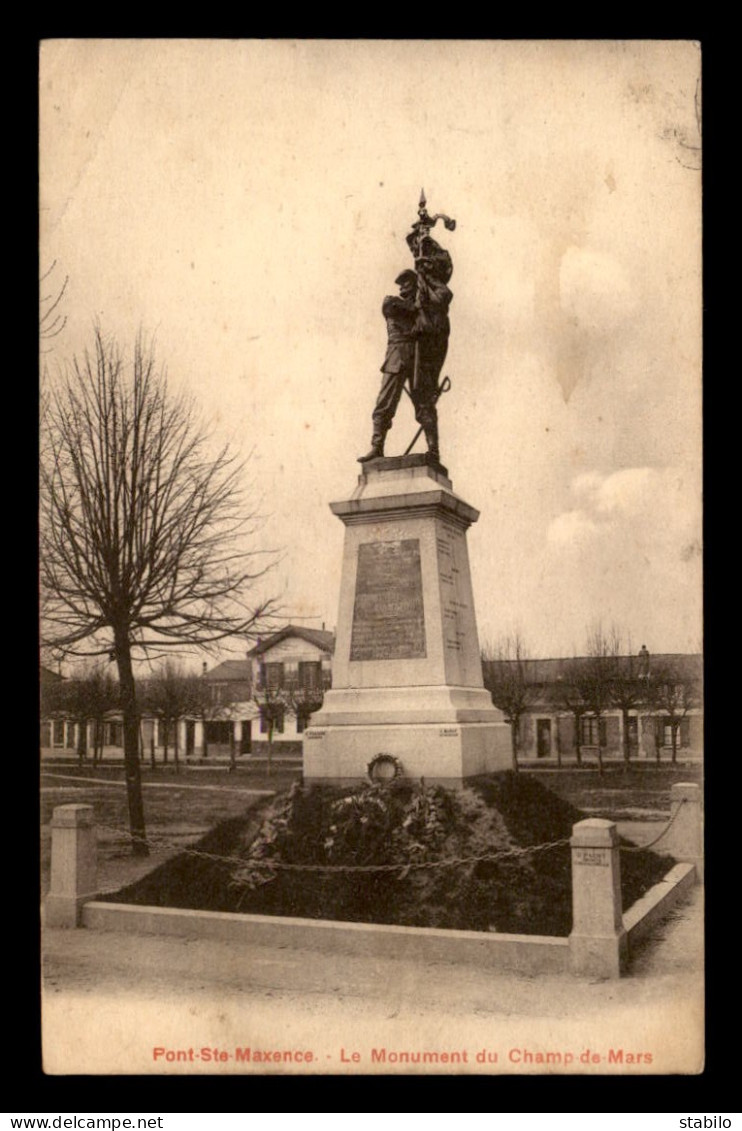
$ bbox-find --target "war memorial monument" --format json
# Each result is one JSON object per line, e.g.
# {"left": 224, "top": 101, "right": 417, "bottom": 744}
{"left": 303, "top": 192, "right": 511, "bottom": 785}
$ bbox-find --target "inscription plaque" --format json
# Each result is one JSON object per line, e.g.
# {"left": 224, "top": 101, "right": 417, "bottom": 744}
{"left": 350, "top": 539, "right": 426, "bottom": 661}
{"left": 574, "top": 848, "right": 610, "bottom": 867}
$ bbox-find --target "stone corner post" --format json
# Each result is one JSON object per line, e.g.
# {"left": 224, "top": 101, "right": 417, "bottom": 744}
{"left": 569, "top": 817, "right": 628, "bottom": 979}
{"left": 45, "top": 804, "right": 97, "bottom": 928}
{"left": 663, "top": 782, "right": 703, "bottom": 882}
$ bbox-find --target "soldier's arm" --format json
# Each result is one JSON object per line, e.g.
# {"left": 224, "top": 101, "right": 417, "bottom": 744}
{"left": 416, "top": 271, "right": 453, "bottom": 311}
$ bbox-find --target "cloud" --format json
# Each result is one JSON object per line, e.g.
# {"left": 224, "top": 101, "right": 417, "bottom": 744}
{"left": 571, "top": 466, "right": 656, "bottom": 517}
{"left": 547, "top": 509, "right": 599, "bottom": 547}
{"left": 549, "top": 466, "right": 699, "bottom": 549}
{"left": 519, "top": 465, "right": 701, "bottom": 654}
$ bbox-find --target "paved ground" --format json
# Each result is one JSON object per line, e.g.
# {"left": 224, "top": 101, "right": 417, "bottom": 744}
{"left": 41, "top": 886, "right": 704, "bottom": 1077}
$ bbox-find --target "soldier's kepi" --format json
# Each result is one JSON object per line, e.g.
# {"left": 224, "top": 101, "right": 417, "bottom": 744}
{"left": 358, "top": 190, "right": 455, "bottom": 465}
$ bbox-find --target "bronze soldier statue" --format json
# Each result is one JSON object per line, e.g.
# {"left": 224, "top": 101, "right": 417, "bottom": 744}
{"left": 359, "top": 194, "right": 455, "bottom": 465}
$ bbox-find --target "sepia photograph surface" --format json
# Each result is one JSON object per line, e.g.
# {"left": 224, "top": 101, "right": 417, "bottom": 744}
{"left": 39, "top": 38, "right": 703, "bottom": 1076}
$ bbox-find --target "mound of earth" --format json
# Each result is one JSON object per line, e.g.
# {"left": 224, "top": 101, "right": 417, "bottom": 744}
{"left": 108, "top": 773, "right": 672, "bottom": 936}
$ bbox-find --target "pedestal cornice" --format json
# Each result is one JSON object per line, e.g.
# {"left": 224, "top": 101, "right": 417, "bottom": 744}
{"left": 330, "top": 460, "right": 480, "bottom": 530}
{"left": 331, "top": 491, "right": 479, "bottom": 530}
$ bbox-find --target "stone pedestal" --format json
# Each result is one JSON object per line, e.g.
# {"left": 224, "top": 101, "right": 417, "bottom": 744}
{"left": 45, "top": 804, "right": 98, "bottom": 927}
{"left": 569, "top": 818, "right": 628, "bottom": 978}
{"left": 303, "top": 456, "right": 511, "bottom": 785}
{"left": 663, "top": 782, "right": 703, "bottom": 882}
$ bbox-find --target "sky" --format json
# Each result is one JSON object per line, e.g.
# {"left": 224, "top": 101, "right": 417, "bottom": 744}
{"left": 39, "top": 39, "right": 702, "bottom": 664}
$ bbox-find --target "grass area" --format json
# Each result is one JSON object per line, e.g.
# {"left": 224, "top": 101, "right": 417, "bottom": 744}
{"left": 40, "top": 764, "right": 300, "bottom": 896}
{"left": 109, "top": 774, "right": 672, "bottom": 937}
{"left": 526, "top": 764, "right": 703, "bottom": 820}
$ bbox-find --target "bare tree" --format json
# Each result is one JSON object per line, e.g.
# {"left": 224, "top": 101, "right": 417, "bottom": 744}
{"left": 284, "top": 682, "right": 325, "bottom": 745}
{"left": 481, "top": 633, "right": 537, "bottom": 773}
{"left": 40, "top": 261, "right": 68, "bottom": 349}
{"left": 551, "top": 658, "right": 589, "bottom": 767}
{"left": 186, "top": 670, "right": 242, "bottom": 770}
{"left": 646, "top": 659, "right": 701, "bottom": 764}
{"left": 142, "top": 662, "right": 202, "bottom": 773}
{"left": 42, "top": 663, "right": 119, "bottom": 766}
{"left": 250, "top": 684, "right": 290, "bottom": 779}
{"left": 40, "top": 327, "right": 277, "bottom": 853}
{"left": 574, "top": 625, "right": 617, "bottom": 777}
{"left": 604, "top": 630, "right": 647, "bottom": 772}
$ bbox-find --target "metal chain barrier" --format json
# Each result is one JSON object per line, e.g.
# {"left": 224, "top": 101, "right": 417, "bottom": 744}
{"left": 49, "top": 775, "right": 685, "bottom": 872}
{"left": 41, "top": 770, "right": 270, "bottom": 796}
{"left": 619, "top": 797, "right": 686, "bottom": 852}
{"left": 92, "top": 818, "right": 572, "bottom": 874}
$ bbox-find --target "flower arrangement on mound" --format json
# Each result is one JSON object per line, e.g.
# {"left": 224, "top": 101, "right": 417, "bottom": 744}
{"left": 111, "top": 773, "right": 673, "bottom": 937}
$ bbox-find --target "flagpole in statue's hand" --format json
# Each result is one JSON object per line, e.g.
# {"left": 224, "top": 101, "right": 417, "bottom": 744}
{"left": 409, "top": 188, "right": 456, "bottom": 397}
{"left": 409, "top": 187, "right": 454, "bottom": 395}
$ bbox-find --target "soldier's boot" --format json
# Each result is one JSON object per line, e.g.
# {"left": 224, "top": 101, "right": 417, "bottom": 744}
{"left": 423, "top": 421, "right": 440, "bottom": 463}
{"left": 358, "top": 426, "right": 386, "bottom": 463}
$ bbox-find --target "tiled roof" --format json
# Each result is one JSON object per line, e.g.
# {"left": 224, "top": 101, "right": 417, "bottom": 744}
{"left": 483, "top": 653, "right": 702, "bottom": 684}
{"left": 202, "top": 659, "right": 253, "bottom": 682}
{"left": 248, "top": 625, "right": 335, "bottom": 657}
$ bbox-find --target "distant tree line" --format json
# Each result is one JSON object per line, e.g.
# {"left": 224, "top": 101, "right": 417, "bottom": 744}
{"left": 482, "top": 627, "right": 701, "bottom": 774}
{"left": 41, "top": 659, "right": 327, "bottom": 779}
{"left": 41, "top": 661, "right": 221, "bottom": 771}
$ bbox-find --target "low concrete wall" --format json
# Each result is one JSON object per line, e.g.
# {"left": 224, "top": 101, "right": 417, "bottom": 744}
{"left": 623, "top": 862, "right": 697, "bottom": 946}
{"left": 82, "top": 902, "right": 571, "bottom": 974}
{"left": 50, "top": 796, "right": 702, "bottom": 979}
{"left": 80, "top": 858, "right": 696, "bottom": 974}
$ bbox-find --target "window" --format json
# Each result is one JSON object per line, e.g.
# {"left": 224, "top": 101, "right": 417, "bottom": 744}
{"left": 53, "top": 719, "right": 65, "bottom": 746}
{"left": 536, "top": 719, "right": 551, "bottom": 757}
{"left": 298, "top": 661, "right": 322, "bottom": 691}
{"left": 261, "top": 662, "right": 284, "bottom": 691}
{"left": 106, "top": 722, "right": 123, "bottom": 747}
{"left": 662, "top": 721, "right": 688, "bottom": 747}
{"left": 205, "top": 720, "right": 232, "bottom": 744}
{"left": 580, "top": 716, "right": 607, "bottom": 746}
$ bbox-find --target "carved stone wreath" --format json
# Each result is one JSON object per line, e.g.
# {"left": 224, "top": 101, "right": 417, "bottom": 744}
{"left": 367, "top": 753, "right": 404, "bottom": 784}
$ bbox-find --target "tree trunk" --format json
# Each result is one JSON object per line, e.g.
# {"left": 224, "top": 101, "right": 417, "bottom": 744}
{"left": 76, "top": 718, "right": 86, "bottom": 766}
{"left": 174, "top": 717, "right": 180, "bottom": 774}
{"left": 229, "top": 725, "right": 236, "bottom": 773}
{"left": 162, "top": 720, "right": 169, "bottom": 765}
{"left": 654, "top": 718, "right": 662, "bottom": 765}
{"left": 114, "top": 630, "right": 148, "bottom": 856}
{"left": 622, "top": 708, "right": 631, "bottom": 772}
{"left": 267, "top": 720, "right": 273, "bottom": 778}
{"left": 573, "top": 715, "right": 582, "bottom": 766}
{"left": 510, "top": 721, "right": 519, "bottom": 774}
{"left": 671, "top": 722, "right": 678, "bottom": 764}
{"left": 596, "top": 720, "right": 604, "bottom": 778}
{"left": 150, "top": 729, "right": 156, "bottom": 771}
